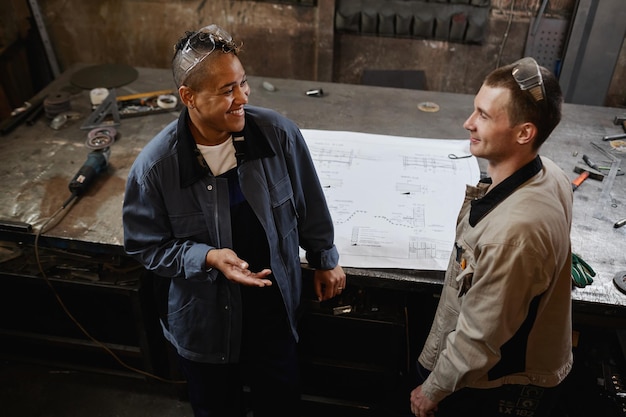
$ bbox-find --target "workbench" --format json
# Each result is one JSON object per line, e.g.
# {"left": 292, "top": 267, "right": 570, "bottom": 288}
{"left": 1, "top": 65, "right": 625, "bottom": 413}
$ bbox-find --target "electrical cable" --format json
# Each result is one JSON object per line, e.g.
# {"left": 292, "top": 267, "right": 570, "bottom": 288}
{"left": 496, "top": 0, "right": 516, "bottom": 69}
{"left": 33, "top": 197, "right": 185, "bottom": 384}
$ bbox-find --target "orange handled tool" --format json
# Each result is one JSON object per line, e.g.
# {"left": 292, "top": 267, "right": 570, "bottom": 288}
{"left": 572, "top": 170, "right": 589, "bottom": 191}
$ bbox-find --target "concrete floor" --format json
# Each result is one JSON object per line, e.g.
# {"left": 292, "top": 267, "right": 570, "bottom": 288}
{"left": 3, "top": 326, "right": 625, "bottom": 417}
{"left": 0, "top": 359, "right": 398, "bottom": 417}
{"left": 1, "top": 360, "right": 192, "bottom": 417}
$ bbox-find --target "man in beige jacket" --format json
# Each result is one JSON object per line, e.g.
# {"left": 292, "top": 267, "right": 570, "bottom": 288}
{"left": 410, "top": 57, "right": 573, "bottom": 417}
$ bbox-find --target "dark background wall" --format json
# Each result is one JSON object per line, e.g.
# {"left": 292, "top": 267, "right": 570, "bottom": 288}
{"left": 1, "top": 0, "right": 625, "bottom": 121}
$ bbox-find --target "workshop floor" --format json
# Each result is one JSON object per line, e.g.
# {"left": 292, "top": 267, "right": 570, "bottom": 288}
{"left": 0, "top": 359, "right": 406, "bottom": 417}
{"left": 2, "top": 327, "right": 625, "bottom": 417}
{"left": 0, "top": 360, "right": 192, "bottom": 417}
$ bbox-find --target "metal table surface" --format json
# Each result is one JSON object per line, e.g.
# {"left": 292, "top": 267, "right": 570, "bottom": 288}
{"left": 1, "top": 65, "right": 625, "bottom": 311}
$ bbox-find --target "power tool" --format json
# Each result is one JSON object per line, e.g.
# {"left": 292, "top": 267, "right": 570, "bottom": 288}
{"left": 65, "top": 148, "right": 110, "bottom": 206}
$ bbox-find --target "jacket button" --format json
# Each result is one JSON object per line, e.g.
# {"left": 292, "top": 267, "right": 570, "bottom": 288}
{"left": 207, "top": 185, "right": 213, "bottom": 191}
{"left": 224, "top": 305, "right": 229, "bottom": 310}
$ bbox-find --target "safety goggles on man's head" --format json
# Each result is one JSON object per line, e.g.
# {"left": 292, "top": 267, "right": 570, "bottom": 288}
{"left": 511, "top": 57, "right": 546, "bottom": 103}
{"left": 179, "top": 24, "right": 237, "bottom": 78}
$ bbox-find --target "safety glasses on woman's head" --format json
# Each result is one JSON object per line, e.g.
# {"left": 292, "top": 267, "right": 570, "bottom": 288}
{"left": 179, "top": 25, "right": 236, "bottom": 78}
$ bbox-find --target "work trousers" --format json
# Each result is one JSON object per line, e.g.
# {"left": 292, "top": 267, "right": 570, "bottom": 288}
{"left": 177, "top": 282, "right": 301, "bottom": 417}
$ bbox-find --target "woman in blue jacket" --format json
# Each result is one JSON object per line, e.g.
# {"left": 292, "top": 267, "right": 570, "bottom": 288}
{"left": 122, "top": 24, "right": 345, "bottom": 417}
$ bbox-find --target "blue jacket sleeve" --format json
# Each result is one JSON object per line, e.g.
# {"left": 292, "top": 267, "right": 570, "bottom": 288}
{"left": 284, "top": 124, "right": 340, "bottom": 270}
{"left": 122, "top": 152, "right": 217, "bottom": 282}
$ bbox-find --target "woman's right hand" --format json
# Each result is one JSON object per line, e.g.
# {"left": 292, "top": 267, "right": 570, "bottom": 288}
{"left": 206, "top": 248, "right": 272, "bottom": 287}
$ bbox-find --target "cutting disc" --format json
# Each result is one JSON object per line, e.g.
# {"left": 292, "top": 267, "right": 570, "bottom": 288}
{"left": 85, "top": 133, "right": 115, "bottom": 149}
{"left": 88, "top": 126, "right": 117, "bottom": 140}
{"left": 85, "top": 126, "right": 117, "bottom": 149}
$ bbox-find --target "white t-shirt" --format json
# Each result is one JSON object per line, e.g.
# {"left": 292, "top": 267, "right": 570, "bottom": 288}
{"left": 197, "top": 137, "right": 237, "bottom": 176}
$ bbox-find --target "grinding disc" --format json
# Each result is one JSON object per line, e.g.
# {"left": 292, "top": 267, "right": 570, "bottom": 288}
{"left": 85, "top": 134, "right": 115, "bottom": 150}
{"left": 86, "top": 126, "right": 117, "bottom": 149}
{"left": 87, "top": 126, "right": 117, "bottom": 140}
{"left": 71, "top": 63, "right": 139, "bottom": 89}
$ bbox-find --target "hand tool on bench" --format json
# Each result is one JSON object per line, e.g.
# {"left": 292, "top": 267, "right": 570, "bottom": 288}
{"left": 571, "top": 170, "right": 589, "bottom": 191}
{"left": 603, "top": 115, "right": 626, "bottom": 141}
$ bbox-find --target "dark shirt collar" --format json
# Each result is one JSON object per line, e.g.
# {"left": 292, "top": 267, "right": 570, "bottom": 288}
{"left": 469, "top": 155, "right": 543, "bottom": 226}
{"left": 176, "top": 107, "right": 275, "bottom": 188}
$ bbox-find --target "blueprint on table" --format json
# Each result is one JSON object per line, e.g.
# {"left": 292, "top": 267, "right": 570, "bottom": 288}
{"left": 300, "top": 129, "right": 481, "bottom": 270}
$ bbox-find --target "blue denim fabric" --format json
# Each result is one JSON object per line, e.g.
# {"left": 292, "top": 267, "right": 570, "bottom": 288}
{"left": 123, "top": 106, "right": 339, "bottom": 363}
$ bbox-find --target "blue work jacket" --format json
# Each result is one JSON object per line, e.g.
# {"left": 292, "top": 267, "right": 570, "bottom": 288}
{"left": 122, "top": 106, "right": 339, "bottom": 363}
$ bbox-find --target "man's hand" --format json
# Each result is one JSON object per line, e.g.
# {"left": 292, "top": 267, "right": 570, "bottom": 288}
{"left": 206, "top": 248, "right": 272, "bottom": 287}
{"left": 313, "top": 265, "right": 346, "bottom": 301}
{"left": 410, "top": 385, "right": 438, "bottom": 417}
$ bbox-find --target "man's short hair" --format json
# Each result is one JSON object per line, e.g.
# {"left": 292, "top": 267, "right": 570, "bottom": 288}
{"left": 484, "top": 58, "right": 563, "bottom": 149}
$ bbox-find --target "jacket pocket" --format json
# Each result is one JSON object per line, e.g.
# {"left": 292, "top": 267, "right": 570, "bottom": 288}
{"left": 448, "top": 241, "right": 474, "bottom": 295}
{"left": 455, "top": 267, "right": 474, "bottom": 297}
{"left": 270, "top": 176, "right": 297, "bottom": 238}
{"left": 169, "top": 212, "right": 205, "bottom": 238}
{"left": 167, "top": 294, "right": 227, "bottom": 355}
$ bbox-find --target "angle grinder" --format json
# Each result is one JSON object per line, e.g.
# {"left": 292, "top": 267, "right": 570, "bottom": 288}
{"left": 64, "top": 148, "right": 110, "bottom": 207}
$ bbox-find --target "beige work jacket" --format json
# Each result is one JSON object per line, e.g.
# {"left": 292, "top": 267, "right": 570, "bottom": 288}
{"left": 418, "top": 156, "right": 574, "bottom": 405}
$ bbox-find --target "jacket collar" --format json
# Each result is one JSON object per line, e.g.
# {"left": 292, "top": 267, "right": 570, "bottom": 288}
{"left": 469, "top": 155, "right": 543, "bottom": 226}
{"left": 177, "top": 107, "right": 275, "bottom": 188}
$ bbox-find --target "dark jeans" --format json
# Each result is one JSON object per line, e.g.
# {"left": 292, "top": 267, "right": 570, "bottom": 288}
{"left": 177, "top": 283, "right": 301, "bottom": 417}
{"left": 414, "top": 363, "right": 562, "bottom": 417}
{"left": 178, "top": 357, "right": 245, "bottom": 417}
